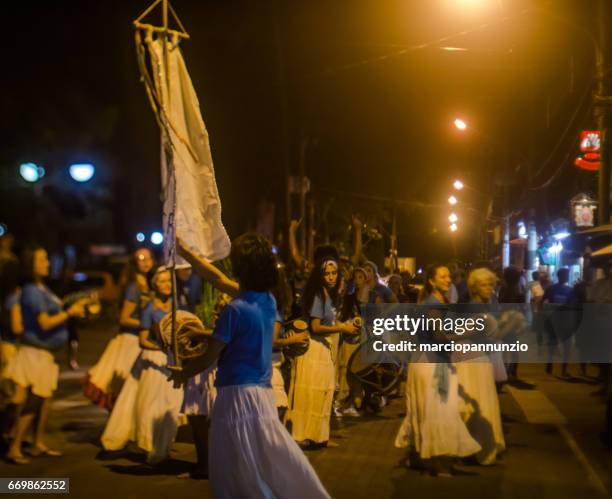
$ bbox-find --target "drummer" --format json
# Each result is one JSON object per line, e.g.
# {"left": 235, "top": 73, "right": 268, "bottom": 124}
{"left": 285, "top": 258, "right": 358, "bottom": 449}
{"left": 101, "top": 267, "right": 184, "bottom": 465}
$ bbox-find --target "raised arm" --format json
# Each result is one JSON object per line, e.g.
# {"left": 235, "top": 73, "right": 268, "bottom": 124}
{"left": 289, "top": 219, "right": 305, "bottom": 269}
{"left": 177, "top": 237, "right": 239, "bottom": 298}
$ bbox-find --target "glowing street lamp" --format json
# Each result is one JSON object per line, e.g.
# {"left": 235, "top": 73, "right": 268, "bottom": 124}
{"left": 19, "top": 163, "right": 45, "bottom": 183}
{"left": 69, "top": 163, "right": 95, "bottom": 183}
{"left": 450, "top": 223, "right": 458, "bottom": 232}
{"left": 150, "top": 231, "right": 164, "bottom": 245}
{"left": 448, "top": 213, "right": 458, "bottom": 223}
{"left": 448, "top": 195, "right": 458, "bottom": 205}
{"left": 454, "top": 118, "right": 467, "bottom": 131}
{"left": 136, "top": 232, "right": 146, "bottom": 243}
{"left": 453, "top": 180, "right": 464, "bottom": 190}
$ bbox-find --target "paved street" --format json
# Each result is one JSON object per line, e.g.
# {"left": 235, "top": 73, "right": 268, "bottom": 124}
{"left": 1, "top": 320, "right": 610, "bottom": 499}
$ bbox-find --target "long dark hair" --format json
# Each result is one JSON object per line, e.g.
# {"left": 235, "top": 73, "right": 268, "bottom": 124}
{"left": 302, "top": 259, "right": 341, "bottom": 316}
{"left": 119, "top": 248, "right": 155, "bottom": 300}
{"left": 418, "top": 263, "right": 448, "bottom": 303}
{"left": 230, "top": 233, "right": 278, "bottom": 292}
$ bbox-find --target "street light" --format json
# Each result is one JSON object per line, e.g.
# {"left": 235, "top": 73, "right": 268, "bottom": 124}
{"left": 19, "top": 162, "right": 45, "bottom": 183}
{"left": 449, "top": 213, "right": 458, "bottom": 223}
{"left": 150, "top": 231, "right": 164, "bottom": 245}
{"left": 69, "top": 163, "right": 95, "bottom": 183}
{"left": 454, "top": 118, "right": 467, "bottom": 131}
{"left": 450, "top": 223, "right": 458, "bottom": 232}
{"left": 448, "top": 195, "right": 458, "bottom": 205}
{"left": 453, "top": 179, "right": 464, "bottom": 190}
{"left": 136, "top": 232, "right": 146, "bottom": 243}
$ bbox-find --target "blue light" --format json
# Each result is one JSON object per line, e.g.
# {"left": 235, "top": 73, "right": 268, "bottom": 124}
{"left": 20, "top": 162, "right": 45, "bottom": 183}
{"left": 73, "top": 272, "right": 88, "bottom": 282}
{"left": 150, "top": 232, "right": 164, "bottom": 245}
{"left": 136, "top": 232, "right": 146, "bottom": 243}
{"left": 553, "top": 231, "right": 570, "bottom": 241}
{"left": 271, "top": 245, "right": 278, "bottom": 254}
{"left": 550, "top": 242, "right": 563, "bottom": 254}
{"left": 69, "top": 163, "right": 95, "bottom": 182}
{"left": 0, "top": 224, "right": 6, "bottom": 237}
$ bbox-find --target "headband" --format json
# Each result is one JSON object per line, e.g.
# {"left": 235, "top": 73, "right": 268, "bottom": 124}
{"left": 321, "top": 259, "right": 338, "bottom": 271}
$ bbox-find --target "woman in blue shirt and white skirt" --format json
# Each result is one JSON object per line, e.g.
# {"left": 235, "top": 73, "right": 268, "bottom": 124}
{"left": 5, "top": 248, "right": 89, "bottom": 464}
{"left": 101, "top": 267, "right": 184, "bottom": 464}
{"left": 175, "top": 234, "right": 330, "bottom": 499}
{"left": 284, "top": 259, "right": 358, "bottom": 448}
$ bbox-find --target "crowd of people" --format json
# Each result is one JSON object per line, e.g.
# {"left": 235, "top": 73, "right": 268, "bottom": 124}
{"left": 0, "top": 222, "right": 611, "bottom": 495}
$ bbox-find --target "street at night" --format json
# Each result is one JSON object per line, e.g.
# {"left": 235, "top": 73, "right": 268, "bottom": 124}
{"left": 0, "top": 320, "right": 609, "bottom": 497}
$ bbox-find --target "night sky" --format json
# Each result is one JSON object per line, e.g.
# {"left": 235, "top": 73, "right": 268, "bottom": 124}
{"left": 0, "top": 0, "right": 604, "bottom": 265}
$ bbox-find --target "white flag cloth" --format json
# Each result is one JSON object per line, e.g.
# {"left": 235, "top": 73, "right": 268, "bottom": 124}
{"left": 148, "top": 39, "right": 230, "bottom": 264}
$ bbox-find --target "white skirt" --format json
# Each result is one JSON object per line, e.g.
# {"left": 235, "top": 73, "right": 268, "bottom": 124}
{"left": 101, "top": 349, "right": 184, "bottom": 464}
{"left": 101, "top": 359, "right": 140, "bottom": 451}
{"left": 210, "top": 384, "right": 330, "bottom": 499}
{"left": 84, "top": 333, "right": 142, "bottom": 409}
{"left": 4, "top": 345, "right": 59, "bottom": 398}
{"left": 182, "top": 365, "right": 217, "bottom": 417}
{"left": 456, "top": 360, "right": 505, "bottom": 465}
{"left": 271, "top": 352, "right": 287, "bottom": 409}
{"left": 394, "top": 362, "right": 481, "bottom": 459}
{"left": 285, "top": 337, "right": 335, "bottom": 443}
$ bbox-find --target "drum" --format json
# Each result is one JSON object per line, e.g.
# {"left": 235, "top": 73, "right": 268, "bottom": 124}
{"left": 159, "top": 310, "right": 210, "bottom": 360}
{"left": 281, "top": 318, "right": 310, "bottom": 358}
{"left": 63, "top": 292, "right": 102, "bottom": 319}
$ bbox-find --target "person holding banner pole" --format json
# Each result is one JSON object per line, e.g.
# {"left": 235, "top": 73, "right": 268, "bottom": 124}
{"left": 173, "top": 234, "right": 330, "bottom": 499}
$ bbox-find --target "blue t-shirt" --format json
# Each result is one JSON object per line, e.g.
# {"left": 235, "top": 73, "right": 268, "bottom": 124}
{"left": 2, "top": 291, "right": 21, "bottom": 343}
{"left": 21, "top": 283, "right": 68, "bottom": 350}
{"left": 543, "top": 283, "right": 573, "bottom": 304}
{"left": 309, "top": 294, "right": 336, "bottom": 326}
{"left": 212, "top": 291, "right": 277, "bottom": 388}
{"left": 140, "top": 301, "right": 171, "bottom": 346}
{"left": 121, "top": 283, "right": 145, "bottom": 335}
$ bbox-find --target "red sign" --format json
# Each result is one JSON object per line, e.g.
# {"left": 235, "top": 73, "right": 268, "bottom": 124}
{"left": 580, "top": 131, "right": 600, "bottom": 153}
{"left": 575, "top": 131, "right": 601, "bottom": 170}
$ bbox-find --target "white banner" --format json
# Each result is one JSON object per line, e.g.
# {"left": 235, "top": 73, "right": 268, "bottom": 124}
{"left": 148, "top": 39, "right": 231, "bottom": 264}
